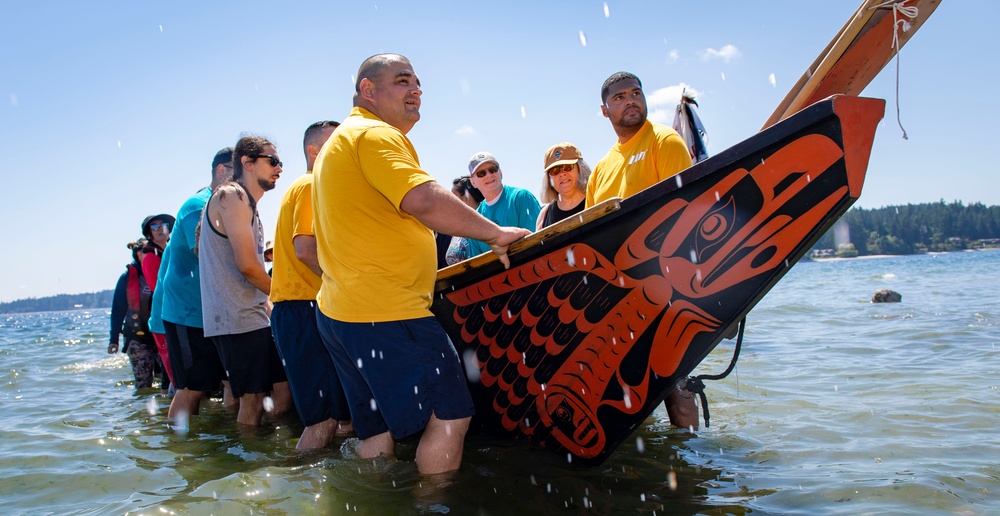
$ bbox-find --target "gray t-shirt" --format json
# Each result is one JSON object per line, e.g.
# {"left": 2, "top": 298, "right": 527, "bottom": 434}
{"left": 198, "top": 183, "right": 270, "bottom": 338}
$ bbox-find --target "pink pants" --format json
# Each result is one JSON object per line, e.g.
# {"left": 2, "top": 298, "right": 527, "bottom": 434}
{"left": 153, "top": 332, "right": 173, "bottom": 386}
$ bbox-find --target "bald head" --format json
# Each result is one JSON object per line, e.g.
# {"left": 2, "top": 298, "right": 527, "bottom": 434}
{"left": 355, "top": 53, "right": 411, "bottom": 93}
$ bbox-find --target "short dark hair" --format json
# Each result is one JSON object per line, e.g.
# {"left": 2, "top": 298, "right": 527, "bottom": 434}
{"left": 453, "top": 175, "right": 484, "bottom": 203}
{"left": 233, "top": 135, "right": 273, "bottom": 181}
{"left": 601, "top": 71, "right": 642, "bottom": 105}
{"left": 127, "top": 238, "right": 148, "bottom": 263}
{"left": 303, "top": 121, "right": 339, "bottom": 158}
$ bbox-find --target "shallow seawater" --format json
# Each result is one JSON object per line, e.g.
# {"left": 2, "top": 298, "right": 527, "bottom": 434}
{"left": 1, "top": 251, "right": 998, "bottom": 515}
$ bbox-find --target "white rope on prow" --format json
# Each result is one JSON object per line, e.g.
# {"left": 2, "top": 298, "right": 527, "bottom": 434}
{"left": 869, "top": 0, "right": 918, "bottom": 139}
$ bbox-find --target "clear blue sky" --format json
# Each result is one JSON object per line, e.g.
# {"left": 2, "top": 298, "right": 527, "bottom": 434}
{"left": 1, "top": 1, "right": 992, "bottom": 302}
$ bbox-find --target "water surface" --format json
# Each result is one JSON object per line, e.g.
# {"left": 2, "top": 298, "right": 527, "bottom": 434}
{"left": 1, "top": 251, "right": 997, "bottom": 514}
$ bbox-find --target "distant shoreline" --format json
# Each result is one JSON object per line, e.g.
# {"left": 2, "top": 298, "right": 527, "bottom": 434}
{"left": 807, "top": 248, "right": 1000, "bottom": 262}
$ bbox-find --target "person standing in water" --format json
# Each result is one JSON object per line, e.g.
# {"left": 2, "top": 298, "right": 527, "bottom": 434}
{"left": 587, "top": 71, "right": 698, "bottom": 429}
{"left": 199, "top": 136, "right": 291, "bottom": 426}
{"left": 270, "top": 121, "right": 352, "bottom": 448}
{"left": 312, "top": 54, "right": 529, "bottom": 474}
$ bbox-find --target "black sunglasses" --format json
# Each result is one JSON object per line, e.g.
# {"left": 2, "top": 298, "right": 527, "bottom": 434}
{"left": 475, "top": 165, "right": 499, "bottom": 178}
{"left": 255, "top": 154, "right": 283, "bottom": 167}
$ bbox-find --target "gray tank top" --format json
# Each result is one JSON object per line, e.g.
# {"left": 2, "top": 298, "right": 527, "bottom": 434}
{"left": 199, "top": 182, "right": 270, "bottom": 337}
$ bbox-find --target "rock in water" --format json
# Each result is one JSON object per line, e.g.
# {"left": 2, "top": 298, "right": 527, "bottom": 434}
{"left": 872, "top": 289, "right": 901, "bottom": 303}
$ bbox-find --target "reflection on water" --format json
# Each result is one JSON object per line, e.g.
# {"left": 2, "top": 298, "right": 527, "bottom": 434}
{"left": 1, "top": 251, "right": 999, "bottom": 514}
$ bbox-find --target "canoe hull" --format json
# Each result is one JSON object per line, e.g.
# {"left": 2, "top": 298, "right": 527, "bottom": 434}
{"left": 432, "top": 95, "right": 885, "bottom": 465}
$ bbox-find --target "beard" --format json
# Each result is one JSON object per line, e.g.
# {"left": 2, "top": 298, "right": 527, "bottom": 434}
{"left": 258, "top": 176, "right": 276, "bottom": 192}
{"left": 617, "top": 107, "right": 646, "bottom": 128}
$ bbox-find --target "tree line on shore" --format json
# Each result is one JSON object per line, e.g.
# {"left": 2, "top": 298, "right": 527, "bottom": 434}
{"left": 0, "top": 290, "right": 113, "bottom": 315}
{"left": 812, "top": 200, "right": 1000, "bottom": 257}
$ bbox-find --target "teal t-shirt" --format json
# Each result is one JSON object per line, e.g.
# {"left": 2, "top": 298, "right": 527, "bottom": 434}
{"left": 159, "top": 187, "right": 211, "bottom": 328}
{"left": 467, "top": 185, "right": 540, "bottom": 257}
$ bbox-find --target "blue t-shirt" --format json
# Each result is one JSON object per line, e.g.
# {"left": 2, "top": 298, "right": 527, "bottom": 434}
{"left": 467, "top": 185, "right": 540, "bottom": 257}
{"left": 160, "top": 187, "right": 211, "bottom": 328}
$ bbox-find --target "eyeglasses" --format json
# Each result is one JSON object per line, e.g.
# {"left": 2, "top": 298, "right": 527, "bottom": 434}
{"left": 475, "top": 165, "right": 499, "bottom": 178}
{"left": 150, "top": 222, "right": 171, "bottom": 231}
{"left": 255, "top": 154, "right": 283, "bottom": 167}
{"left": 548, "top": 164, "right": 576, "bottom": 176}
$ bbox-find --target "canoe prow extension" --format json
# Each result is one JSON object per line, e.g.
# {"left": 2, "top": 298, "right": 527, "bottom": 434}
{"left": 433, "top": 95, "right": 886, "bottom": 465}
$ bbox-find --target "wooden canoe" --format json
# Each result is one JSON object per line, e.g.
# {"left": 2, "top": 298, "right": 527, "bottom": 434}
{"left": 432, "top": 95, "right": 886, "bottom": 465}
{"left": 763, "top": 0, "right": 940, "bottom": 129}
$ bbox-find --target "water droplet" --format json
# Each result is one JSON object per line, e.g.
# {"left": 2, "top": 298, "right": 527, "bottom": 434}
{"left": 675, "top": 175, "right": 683, "bottom": 188}
{"left": 578, "top": 30, "right": 587, "bottom": 46}
{"left": 603, "top": 2, "right": 610, "bottom": 17}
{"left": 667, "top": 471, "right": 678, "bottom": 491}
{"left": 520, "top": 105, "right": 527, "bottom": 118}
{"left": 566, "top": 248, "right": 576, "bottom": 266}
{"left": 263, "top": 396, "right": 274, "bottom": 412}
{"left": 370, "top": 398, "right": 378, "bottom": 411}
{"left": 357, "top": 358, "right": 364, "bottom": 369}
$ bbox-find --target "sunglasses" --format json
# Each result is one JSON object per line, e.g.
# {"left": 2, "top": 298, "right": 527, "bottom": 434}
{"left": 255, "top": 154, "right": 283, "bottom": 167}
{"left": 548, "top": 164, "right": 576, "bottom": 176}
{"left": 150, "top": 222, "right": 171, "bottom": 231}
{"left": 475, "top": 165, "right": 499, "bottom": 178}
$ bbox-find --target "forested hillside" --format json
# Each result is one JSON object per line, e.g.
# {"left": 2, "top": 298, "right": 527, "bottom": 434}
{"left": 813, "top": 201, "right": 1000, "bottom": 256}
{"left": 0, "top": 290, "right": 114, "bottom": 314}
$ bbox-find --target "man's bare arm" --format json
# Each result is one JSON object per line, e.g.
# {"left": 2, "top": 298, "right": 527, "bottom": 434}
{"left": 215, "top": 188, "right": 271, "bottom": 295}
{"left": 293, "top": 234, "right": 322, "bottom": 276}
{"left": 400, "top": 181, "right": 530, "bottom": 268}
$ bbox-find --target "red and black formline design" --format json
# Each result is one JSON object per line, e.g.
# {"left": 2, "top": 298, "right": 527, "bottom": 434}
{"left": 433, "top": 96, "right": 885, "bottom": 465}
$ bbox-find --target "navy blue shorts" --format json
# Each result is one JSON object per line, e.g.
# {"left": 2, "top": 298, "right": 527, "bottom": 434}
{"left": 315, "top": 311, "right": 475, "bottom": 440}
{"left": 163, "top": 320, "right": 225, "bottom": 392}
{"left": 211, "top": 326, "right": 288, "bottom": 399}
{"left": 271, "top": 300, "right": 350, "bottom": 426}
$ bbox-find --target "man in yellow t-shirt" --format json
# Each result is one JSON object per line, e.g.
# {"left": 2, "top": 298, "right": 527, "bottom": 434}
{"left": 312, "top": 54, "right": 529, "bottom": 475}
{"left": 585, "top": 71, "right": 694, "bottom": 208}
{"left": 586, "top": 71, "right": 699, "bottom": 430}
{"left": 270, "top": 120, "right": 352, "bottom": 450}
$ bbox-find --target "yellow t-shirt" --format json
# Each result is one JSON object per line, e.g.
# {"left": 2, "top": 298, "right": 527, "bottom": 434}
{"left": 585, "top": 120, "right": 693, "bottom": 207}
{"left": 312, "top": 107, "right": 437, "bottom": 322}
{"left": 269, "top": 171, "right": 321, "bottom": 303}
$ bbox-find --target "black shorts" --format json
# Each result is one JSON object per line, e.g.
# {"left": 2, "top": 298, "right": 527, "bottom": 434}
{"left": 271, "top": 300, "right": 350, "bottom": 425}
{"left": 163, "top": 320, "right": 225, "bottom": 392}
{"left": 211, "top": 326, "right": 287, "bottom": 399}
